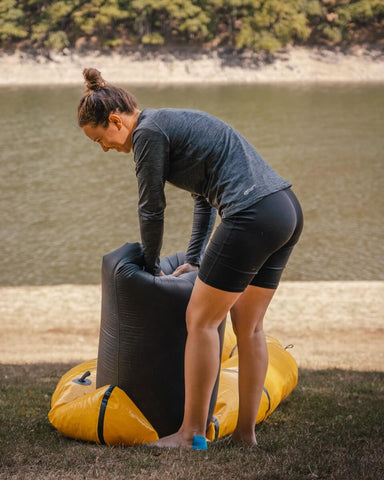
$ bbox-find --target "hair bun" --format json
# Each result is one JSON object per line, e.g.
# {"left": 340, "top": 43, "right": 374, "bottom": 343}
{"left": 83, "top": 68, "right": 107, "bottom": 92}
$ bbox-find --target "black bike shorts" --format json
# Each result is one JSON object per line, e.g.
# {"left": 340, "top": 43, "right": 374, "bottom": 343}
{"left": 198, "top": 188, "right": 303, "bottom": 292}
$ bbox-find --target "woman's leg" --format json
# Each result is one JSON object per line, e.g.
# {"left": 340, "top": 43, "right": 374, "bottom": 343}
{"left": 230, "top": 284, "right": 276, "bottom": 445}
{"left": 148, "top": 277, "right": 242, "bottom": 448}
{"left": 148, "top": 191, "right": 302, "bottom": 448}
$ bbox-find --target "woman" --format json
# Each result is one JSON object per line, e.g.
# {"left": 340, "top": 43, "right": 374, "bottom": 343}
{"left": 78, "top": 68, "right": 303, "bottom": 449}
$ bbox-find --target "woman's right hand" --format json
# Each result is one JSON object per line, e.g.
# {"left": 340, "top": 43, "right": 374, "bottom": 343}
{"left": 171, "top": 263, "right": 198, "bottom": 277}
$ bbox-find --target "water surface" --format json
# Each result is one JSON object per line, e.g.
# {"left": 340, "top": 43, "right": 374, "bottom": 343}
{"left": 1, "top": 83, "right": 383, "bottom": 285}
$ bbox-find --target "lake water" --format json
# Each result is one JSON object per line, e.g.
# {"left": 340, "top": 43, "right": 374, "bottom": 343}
{"left": 1, "top": 83, "right": 383, "bottom": 285}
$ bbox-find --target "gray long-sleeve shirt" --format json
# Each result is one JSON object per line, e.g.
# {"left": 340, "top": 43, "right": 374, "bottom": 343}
{"left": 132, "top": 108, "right": 291, "bottom": 274}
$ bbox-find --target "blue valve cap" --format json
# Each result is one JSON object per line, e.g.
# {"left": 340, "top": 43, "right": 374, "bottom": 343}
{"left": 192, "top": 435, "right": 207, "bottom": 451}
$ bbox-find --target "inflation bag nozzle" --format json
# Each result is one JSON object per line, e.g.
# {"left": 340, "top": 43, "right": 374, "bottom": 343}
{"left": 72, "top": 370, "right": 92, "bottom": 386}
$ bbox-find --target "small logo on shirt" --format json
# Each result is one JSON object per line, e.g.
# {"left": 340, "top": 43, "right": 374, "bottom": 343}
{"left": 244, "top": 184, "right": 256, "bottom": 196}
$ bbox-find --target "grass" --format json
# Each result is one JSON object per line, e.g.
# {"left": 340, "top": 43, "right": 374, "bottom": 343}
{"left": 0, "top": 363, "right": 383, "bottom": 480}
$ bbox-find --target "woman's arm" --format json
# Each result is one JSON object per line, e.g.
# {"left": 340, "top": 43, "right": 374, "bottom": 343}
{"left": 184, "top": 194, "right": 216, "bottom": 267}
{"left": 133, "top": 128, "right": 170, "bottom": 275}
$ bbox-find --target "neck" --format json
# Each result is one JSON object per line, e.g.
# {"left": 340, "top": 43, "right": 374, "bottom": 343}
{"left": 123, "top": 109, "right": 141, "bottom": 134}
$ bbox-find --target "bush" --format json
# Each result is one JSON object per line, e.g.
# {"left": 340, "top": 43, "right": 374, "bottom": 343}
{"left": 0, "top": 0, "right": 382, "bottom": 51}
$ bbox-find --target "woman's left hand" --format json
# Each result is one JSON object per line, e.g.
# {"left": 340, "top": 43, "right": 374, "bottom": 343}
{"left": 172, "top": 263, "right": 198, "bottom": 277}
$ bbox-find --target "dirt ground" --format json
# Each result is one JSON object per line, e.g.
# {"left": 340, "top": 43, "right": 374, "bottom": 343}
{"left": 1, "top": 46, "right": 383, "bottom": 85}
{"left": 1, "top": 281, "right": 383, "bottom": 371}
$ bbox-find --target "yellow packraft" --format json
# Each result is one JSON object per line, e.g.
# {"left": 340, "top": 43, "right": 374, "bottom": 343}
{"left": 49, "top": 321, "right": 298, "bottom": 445}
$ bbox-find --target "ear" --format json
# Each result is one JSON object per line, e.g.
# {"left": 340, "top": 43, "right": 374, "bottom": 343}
{"left": 108, "top": 113, "right": 123, "bottom": 129}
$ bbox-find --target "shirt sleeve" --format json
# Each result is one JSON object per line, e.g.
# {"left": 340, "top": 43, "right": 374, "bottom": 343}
{"left": 133, "top": 128, "right": 170, "bottom": 275}
{"left": 185, "top": 194, "right": 216, "bottom": 266}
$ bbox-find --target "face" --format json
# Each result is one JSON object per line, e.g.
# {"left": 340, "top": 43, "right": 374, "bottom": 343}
{"left": 83, "top": 114, "right": 133, "bottom": 153}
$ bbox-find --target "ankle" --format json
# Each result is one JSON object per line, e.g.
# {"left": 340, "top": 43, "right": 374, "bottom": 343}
{"left": 232, "top": 429, "right": 257, "bottom": 446}
{"left": 179, "top": 425, "right": 205, "bottom": 443}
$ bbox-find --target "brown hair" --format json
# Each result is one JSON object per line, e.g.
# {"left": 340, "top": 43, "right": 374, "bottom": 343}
{"left": 77, "top": 68, "right": 138, "bottom": 128}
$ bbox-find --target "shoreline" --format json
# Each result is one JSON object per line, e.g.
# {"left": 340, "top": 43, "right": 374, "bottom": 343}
{"left": 1, "top": 281, "right": 383, "bottom": 371}
{"left": 1, "top": 45, "right": 384, "bottom": 85}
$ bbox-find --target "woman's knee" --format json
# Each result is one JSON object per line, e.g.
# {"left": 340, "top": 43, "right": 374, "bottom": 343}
{"left": 185, "top": 305, "right": 222, "bottom": 334}
{"left": 186, "top": 277, "right": 240, "bottom": 333}
{"left": 230, "top": 301, "right": 264, "bottom": 334}
{"left": 232, "top": 322, "right": 264, "bottom": 344}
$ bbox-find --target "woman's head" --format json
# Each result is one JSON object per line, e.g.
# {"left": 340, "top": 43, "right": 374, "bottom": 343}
{"left": 78, "top": 68, "right": 138, "bottom": 128}
{"left": 78, "top": 68, "right": 140, "bottom": 153}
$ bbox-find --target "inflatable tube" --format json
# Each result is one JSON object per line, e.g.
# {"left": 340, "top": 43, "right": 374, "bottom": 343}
{"left": 207, "top": 334, "right": 298, "bottom": 440}
{"left": 96, "top": 243, "right": 225, "bottom": 438}
{"left": 48, "top": 329, "right": 298, "bottom": 445}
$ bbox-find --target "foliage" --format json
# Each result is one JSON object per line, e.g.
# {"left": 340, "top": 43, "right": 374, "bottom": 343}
{"left": 0, "top": 0, "right": 27, "bottom": 43}
{"left": 0, "top": 0, "right": 382, "bottom": 51}
{"left": 234, "top": 1, "right": 311, "bottom": 52}
{"left": 305, "top": 0, "right": 384, "bottom": 43}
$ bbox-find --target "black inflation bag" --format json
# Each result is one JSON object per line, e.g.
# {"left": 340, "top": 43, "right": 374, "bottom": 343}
{"left": 96, "top": 242, "right": 225, "bottom": 438}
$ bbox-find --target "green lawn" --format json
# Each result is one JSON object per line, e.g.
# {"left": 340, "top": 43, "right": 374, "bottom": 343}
{"left": 0, "top": 363, "right": 383, "bottom": 480}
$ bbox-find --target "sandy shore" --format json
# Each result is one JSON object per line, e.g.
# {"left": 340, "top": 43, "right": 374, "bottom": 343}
{"left": 1, "top": 46, "right": 384, "bottom": 85}
{"left": 1, "top": 281, "right": 383, "bottom": 371}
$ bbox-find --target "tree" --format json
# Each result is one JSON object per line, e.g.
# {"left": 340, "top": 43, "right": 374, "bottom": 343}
{"left": 0, "top": 0, "right": 28, "bottom": 44}
{"left": 235, "top": 0, "right": 311, "bottom": 52}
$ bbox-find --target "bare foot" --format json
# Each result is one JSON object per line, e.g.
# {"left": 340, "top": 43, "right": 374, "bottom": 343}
{"left": 146, "top": 431, "right": 193, "bottom": 449}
